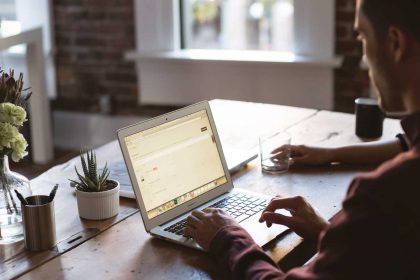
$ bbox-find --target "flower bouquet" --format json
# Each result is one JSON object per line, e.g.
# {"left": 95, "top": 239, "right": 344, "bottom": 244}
{"left": 0, "top": 68, "right": 32, "bottom": 244}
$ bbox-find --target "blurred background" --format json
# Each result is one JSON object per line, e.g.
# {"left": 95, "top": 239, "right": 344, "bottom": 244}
{"left": 0, "top": 0, "right": 370, "bottom": 177}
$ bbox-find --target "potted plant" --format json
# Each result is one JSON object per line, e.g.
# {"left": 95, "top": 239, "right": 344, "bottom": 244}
{"left": 69, "top": 149, "right": 119, "bottom": 220}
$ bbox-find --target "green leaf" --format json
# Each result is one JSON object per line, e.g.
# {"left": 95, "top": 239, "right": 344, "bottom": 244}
{"left": 88, "top": 150, "right": 98, "bottom": 185}
{"left": 71, "top": 148, "right": 109, "bottom": 192}
{"left": 69, "top": 180, "right": 77, "bottom": 188}
{"left": 99, "top": 163, "right": 109, "bottom": 184}
{"left": 80, "top": 150, "right": 89, "bottom": 178}
{"left": 69, "top": 180, "right": 82, "bottom": 190}
{"left": 75, "top": 168, "right": 88, "bottom": 186}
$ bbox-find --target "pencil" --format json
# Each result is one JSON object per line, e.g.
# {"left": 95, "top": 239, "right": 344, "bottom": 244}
{"left": 14, "top": 189, "right": 28, "bottom": 205}
{"left": 49, "top": 184, "right": 59, "bottom": 202}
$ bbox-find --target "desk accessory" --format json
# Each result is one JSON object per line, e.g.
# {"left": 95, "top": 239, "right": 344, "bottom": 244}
{"left": 355, "top": 98, "right": 385, "bottom": 139}
{"left": 69, "top": 149, "right": 120, "bottom": 220}
{"left": 14, "top": 189, "right": 28, "bottom": 205}
{"left": 259, "top": 131, "right": 291, "bottom": 174}
{"left": 48, "top": 184, "right": 59, "bottom": 202}
{"left": 22, "top": 195, "right": 57, "bottom": 251}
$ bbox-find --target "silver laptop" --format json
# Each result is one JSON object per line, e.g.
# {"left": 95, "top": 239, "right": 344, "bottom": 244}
{"left": 111, "top": 146, "right": 257, "bottom": 199}
{"left": 117, "top": 101, "right": 288, "bottom": 250}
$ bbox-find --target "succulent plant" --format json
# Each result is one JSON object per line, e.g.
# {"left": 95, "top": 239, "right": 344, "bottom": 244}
{"left": 69, "top": 149, "right": 110, "bottom": 192}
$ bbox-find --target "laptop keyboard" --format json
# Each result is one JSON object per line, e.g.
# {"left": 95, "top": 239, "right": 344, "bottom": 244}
{"left": 164, "top": 192, "right": 269, "bottom": 237}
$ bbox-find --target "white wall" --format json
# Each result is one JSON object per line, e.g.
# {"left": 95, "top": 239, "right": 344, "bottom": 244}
{"left": 140, "top": 58, "right": 334, "bottom": 109}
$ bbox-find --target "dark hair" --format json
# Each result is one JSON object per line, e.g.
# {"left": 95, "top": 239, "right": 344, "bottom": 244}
{"left": 361, "top": 0, "right": 420, "bottom": 41}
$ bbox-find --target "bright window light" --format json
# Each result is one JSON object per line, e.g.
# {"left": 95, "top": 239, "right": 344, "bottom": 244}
{"left": 0, "top": 20, "right": 22, "bottom": 37}
{"left": 182, "top": 0, "right": 294, "bottom": 52}
{"left": 0, "top": 0, "right": 25, "bottom": 54}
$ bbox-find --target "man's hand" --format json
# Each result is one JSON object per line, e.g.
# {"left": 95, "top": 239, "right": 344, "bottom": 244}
{"left": 273, "top": 145, "right": 335, "bottom": 166}
{"left": 259, "top": 196, "right": 329, "bottom": 240}
{"left": 184, "top": 208, "right": 240, "bottom": 251}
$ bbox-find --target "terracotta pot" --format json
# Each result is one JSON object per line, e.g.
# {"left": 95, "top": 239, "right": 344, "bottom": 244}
{"left": 75, "top": 180, "right": 120, "bottom": 220}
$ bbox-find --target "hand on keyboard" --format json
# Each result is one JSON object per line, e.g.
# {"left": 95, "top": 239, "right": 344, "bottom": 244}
{"left": 184, "top": 208, "right": 240, "bottom": 251}
{"left": 207, "top": 193, "right": 268, "bottom": 223}
{"left": 259, "top": 195, "right": 329, "bottom": 240}
{"left": 164, "top": 193, "right": 268, "bottom": 241}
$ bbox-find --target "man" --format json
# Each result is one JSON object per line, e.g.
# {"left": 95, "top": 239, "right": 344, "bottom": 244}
{"left": 184, "top": 0, "right": 420, "bottom": 278}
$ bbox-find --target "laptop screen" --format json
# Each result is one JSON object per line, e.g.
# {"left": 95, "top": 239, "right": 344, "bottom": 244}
{"left": 124, "top": 110, "right": 228, "bottom": 219}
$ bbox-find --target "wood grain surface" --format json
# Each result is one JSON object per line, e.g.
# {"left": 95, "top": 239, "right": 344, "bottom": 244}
{"left": 1, "top": 100, "right": 403, "bottom": 279}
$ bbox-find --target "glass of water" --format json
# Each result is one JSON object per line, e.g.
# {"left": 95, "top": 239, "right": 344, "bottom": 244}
{"left": 259, "top": 131, "right": 291, "bottom": 174}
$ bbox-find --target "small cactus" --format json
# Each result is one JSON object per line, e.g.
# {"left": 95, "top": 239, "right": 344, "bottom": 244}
{"left": 69, "top": 150, "right": 110, "bottom": 192}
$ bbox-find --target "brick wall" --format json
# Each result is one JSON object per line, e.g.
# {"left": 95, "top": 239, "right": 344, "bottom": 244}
{"left": 334, "top": 0, "right": 371, "bottom": 113}
{"left": 53, "top": 0, "right": 138, "bottom": 114}
{"left": 52, "top": 0, "right": 370, "bottom": 114}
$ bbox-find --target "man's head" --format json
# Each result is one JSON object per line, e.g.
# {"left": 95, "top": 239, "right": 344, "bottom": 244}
{"left": 355, "top": 0, "right": 420, "bottom": 113}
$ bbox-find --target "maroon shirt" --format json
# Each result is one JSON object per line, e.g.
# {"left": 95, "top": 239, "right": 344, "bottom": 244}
{"left": 210, "top": 112, "right": 420, "bottom": 279}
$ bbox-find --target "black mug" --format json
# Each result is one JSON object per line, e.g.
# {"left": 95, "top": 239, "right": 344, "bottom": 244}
{"left": 355, "top": 98, "right": 385, "bottom": 139}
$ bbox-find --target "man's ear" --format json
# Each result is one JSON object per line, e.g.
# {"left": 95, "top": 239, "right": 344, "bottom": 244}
{"left": 388, "top": 26, "right": 408, "bottom": 62}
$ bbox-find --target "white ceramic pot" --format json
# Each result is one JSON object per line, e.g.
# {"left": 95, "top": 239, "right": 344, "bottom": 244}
{"left": 75, "top": 180, "right": 120, "bottom": 220}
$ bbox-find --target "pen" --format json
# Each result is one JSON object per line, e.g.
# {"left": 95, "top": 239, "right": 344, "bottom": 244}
{"left": 14, "top": 189, "right": 28, "bottom": 205}
{"left": 49, "top": 184, "right": 59, "bottom": 202}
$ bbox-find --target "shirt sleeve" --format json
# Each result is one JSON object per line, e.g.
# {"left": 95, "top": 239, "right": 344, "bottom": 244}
{"left": 210, "top": 225, "right": 324, "bottom": 280}
{"left": 210, "top": 225, "right": 285, "bottom": 280}
{"left": 210, "top": 174, "right": 414, "bottom": 280}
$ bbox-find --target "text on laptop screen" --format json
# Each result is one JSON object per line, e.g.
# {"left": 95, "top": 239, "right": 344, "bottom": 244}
{"left": 124, "top": 110, "right": 227, "bottom": 219}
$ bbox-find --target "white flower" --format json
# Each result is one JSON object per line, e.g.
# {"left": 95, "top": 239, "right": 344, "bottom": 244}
{"left": 0, "top": 102, "right": 27, "bottom": 126}
{"left": 0, "top": 122, "right": 19, "bottom": 149}
{"left": 10, "top": 133, "right": 28, "bottom": 162}
{"left": 0, "top": 122, "right": 28, "bottom": 161}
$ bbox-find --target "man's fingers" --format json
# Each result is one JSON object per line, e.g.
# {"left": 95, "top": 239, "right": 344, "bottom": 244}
{"left": 271, "top": 144, "right": 288, "bottom": 154}
{"left": 290, "top": 156, "right": 306, "bottom": 165}
{"left": 202, "top": 207, "right": 218, "bottom": 213}
{"left": 184, "top": 226, "right": 195, "bottom": 238}
{"left": 273, "top": 145, "right": 305, "bottom": 158}
{"left": 263, "top": 196, "right": 303, "bottom": 214}
{"left": 289, "top": 145, "right": 305, "bottom": 157}
{"left": 191, "top": 210, "right": 206, "bottom": 219}
{"left": 203, "top": 207, "right": 227, "bottom": 216}
{"left": 187, "top": 215, "right": 202, "bottom": 228}
{"left": 260, "top": 212, "right": 294, "bottom": 228}
{"left": 270, "top": 195, "right": 283, "bottom": 201}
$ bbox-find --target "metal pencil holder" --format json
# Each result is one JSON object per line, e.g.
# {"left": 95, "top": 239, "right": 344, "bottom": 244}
{"left": 22, "top": 195, "right": 57, "bottom": 251}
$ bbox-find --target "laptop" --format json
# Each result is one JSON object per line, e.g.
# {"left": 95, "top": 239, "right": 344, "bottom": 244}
{"left": 112, "top": 147, "right": 257, "bottom": 199}
{"left": 117, "top": 101, "right": 288, "bottom": 250}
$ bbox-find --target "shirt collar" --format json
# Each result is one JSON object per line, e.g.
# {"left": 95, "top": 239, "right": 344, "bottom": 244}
{"left": 401, "top": 111, "right": 420, "bottom": 147}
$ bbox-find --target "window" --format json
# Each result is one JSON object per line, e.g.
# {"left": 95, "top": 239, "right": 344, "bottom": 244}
{"left": 0, "top": 0, "right": 19, "bottom": 35}
{"left": 132, "top": 0, "right": 339, "bottom": 109}
{"left": 135, "top": 0, "right": 334, "bottom": 57}
{"left": 0, "top": 0, "right": 53, "bottom": 55}
{"left": 181, "top": 0, "right": 294, "bottom": 52}
{"left": 0, "top": 0, "right": 24, "bottom": 53}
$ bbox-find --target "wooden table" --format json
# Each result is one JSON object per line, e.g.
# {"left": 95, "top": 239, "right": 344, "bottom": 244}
{"left": 0, "top": 99, "right": 402, "bottom": 279}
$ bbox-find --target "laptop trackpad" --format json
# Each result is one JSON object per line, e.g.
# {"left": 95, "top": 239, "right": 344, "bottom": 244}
{"left": 240, "top": 214, "right": 289, "bottom": 247}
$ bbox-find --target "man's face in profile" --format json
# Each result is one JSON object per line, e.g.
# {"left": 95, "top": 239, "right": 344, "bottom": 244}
{"left": 354, "top": 0, "right": 405, "bottom": 113}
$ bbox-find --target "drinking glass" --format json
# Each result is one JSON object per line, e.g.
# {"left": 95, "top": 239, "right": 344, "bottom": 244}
{"left": 259, "top": 131, "right": 291, "bottom": 174}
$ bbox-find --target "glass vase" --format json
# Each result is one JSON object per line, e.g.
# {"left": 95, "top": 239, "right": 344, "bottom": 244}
{"left": 0, "top": 155, "right": 32, "bottom": 244}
